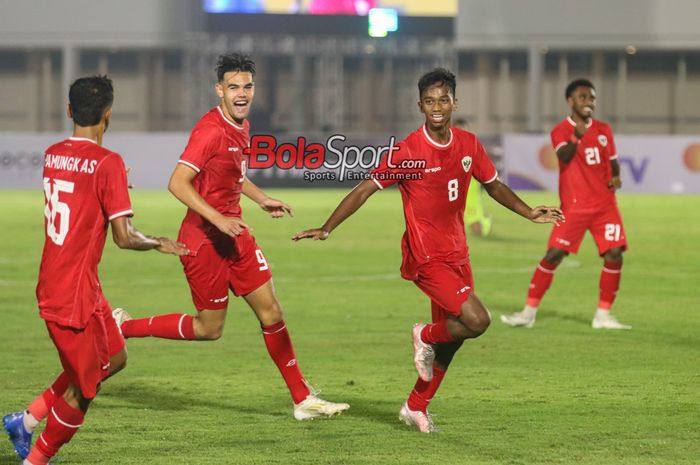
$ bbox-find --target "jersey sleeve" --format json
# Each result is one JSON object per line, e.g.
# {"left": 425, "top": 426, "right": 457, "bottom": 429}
{"left": 370, "top": 141, "right": 411, "bottom": 190}
{"left": 178, "top": 125, "right": 220, "bottom": 173}
{"left": 551, "top": 124, "right": 570, "bottom": 152}
{"left": 95, "top": 153, "right": 133, "bottom": 221}
{"left": 604, "top": 125, "right": 618, "bottom": 160}
{"left": 472, "top": 139, "right": 498, "bottom": 184}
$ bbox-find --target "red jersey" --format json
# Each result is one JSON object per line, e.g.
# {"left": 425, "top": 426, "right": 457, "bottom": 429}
{"left": 551, "top": 117, "right": 618, "bottom": 210}
{"left": 37, "top": 137, "right": 132, "bottom": 329}
{"left": 177, "top": 107, "right": 250, "bottom": 251}
{"left": 371, "top": 125, "right": 498, "bottom": 280}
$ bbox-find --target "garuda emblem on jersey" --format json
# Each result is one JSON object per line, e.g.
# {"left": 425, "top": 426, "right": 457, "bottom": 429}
{"left": 598, "top": 135, "right": 608, "bottom": 147}
{"left": 461, "top": 156, "right": 472, "bottom": 172}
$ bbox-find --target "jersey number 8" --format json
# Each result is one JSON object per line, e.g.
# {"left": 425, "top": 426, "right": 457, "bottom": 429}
{"left": 448, "top": 179, "right": 459, "bottom": 202}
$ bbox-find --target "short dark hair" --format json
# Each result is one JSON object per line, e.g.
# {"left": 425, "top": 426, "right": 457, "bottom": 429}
{"left": 69, "top": 76, "right": 114, "bottom": 126}
{"left": 565, "top": 79, "right": 595, "bottom": 99}
{"left": 216, "top": 53, "right": 256, "bottom": 82}
{"left": 418, "top": 68, "right": 456, "bottom": 99}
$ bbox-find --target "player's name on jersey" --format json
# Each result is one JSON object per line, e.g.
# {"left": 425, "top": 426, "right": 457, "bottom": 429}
{"left": 44, "top": 154, "right": 98, "bottom": 174}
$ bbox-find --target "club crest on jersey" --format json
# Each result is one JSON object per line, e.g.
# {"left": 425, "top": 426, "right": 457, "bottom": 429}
{"left": 598, "top": 135, "right": 608, "bottom": 147}
{"left": 461, "top": 156, "right": 472, "bottom": 172}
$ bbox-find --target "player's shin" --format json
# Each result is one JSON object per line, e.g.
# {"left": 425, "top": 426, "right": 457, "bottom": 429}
{"left": 121, "top": 313, "right": 196, "bottom": 340}
{"left": 261, "top": 321, "right": 310, "bottom": 404}
{"left": 526, "top": 258, "right": 559, "bottom": 309}
{"left": 599, "top": 260, "right": 622, "bottom": 310}
{"left": 28, "top": 397, "right": 85, "bottom": 465}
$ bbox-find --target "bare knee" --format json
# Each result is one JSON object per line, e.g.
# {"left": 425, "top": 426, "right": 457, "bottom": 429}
{"left": 464, "top": 307, "right": 491, "bottom": 337}
{"left": 194, "top": 319, "right": 225, "bottom": 340}
{"left": 544, "top": 248, "right": 568, "bottom": 265}
{"left": 453, "top": 305, "right": 491, "bottom": 340}
{"left": 256, "top": 301, "right": 284, "bottom": 326}
{"left": 109, "top": 350, "right": 128, "bottom": 376}
{"left": 604, "top": 247, "right": 624, "bottom": 262}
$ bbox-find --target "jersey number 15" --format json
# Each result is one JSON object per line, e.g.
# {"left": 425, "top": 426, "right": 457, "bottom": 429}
{"left": 43, "top": 177, "right": 74, "bottom": 246}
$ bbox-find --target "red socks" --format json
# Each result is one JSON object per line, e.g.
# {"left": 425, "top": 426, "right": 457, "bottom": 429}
{"left": 599, "top": 260, "right": 623, "bottom": 309}
{"left": 121, "top": 314, "right": 196, "bottom": 340}
{"left": 261, "top": 321, "right": 310, "bottom": 404}
{"left": 27, "top": 372, "right": 70, "bottom": 423}
{"left": 29, "top": 397, "right": 85, "bottom": 464}
{"left": 420, "top": 320, "right": 454, "bottom": 344}
{"left": 526, "top": 258, "right": 559, "bottom": 307}
{"left": 407, "top": 366, "right": 447, "bottom": 412}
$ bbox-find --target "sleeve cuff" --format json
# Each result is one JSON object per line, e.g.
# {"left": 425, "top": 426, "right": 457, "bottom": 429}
{"left": 108, "top": 209, "right": 134, "bottom": 221}
{"left": 482, "top": 172, "right": 498, "bottom": 184}
{"left": 371, "top": 177, "right": 384, "bottom": 190}
{"left": 178, "top": 160, "right": 201, "bottom": 173}
{"left": 553, "top": 141, "right": 567, "bottom": 152}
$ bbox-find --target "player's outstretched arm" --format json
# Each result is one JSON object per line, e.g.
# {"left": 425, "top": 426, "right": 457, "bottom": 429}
{"left": 292, "top": 179, "right": 379, "bottom": 241}
{"left": 111, "top": 217, "right": 188, "bottom": 255}
{"left": 483, "top": 179, "right": 564, "bottom": 225}
{"left": 242, "top": 178, "right": 294, "bottom": 218}
{"left": 169, "top": 164, "right": 250, "bottom": 236}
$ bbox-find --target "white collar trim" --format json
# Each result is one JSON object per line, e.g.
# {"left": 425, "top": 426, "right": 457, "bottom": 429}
{"left": 68, "top": 137, "right": 98, "bottom": 144}
{"left": 217, "top": 106, "right": 244, "bottom": 130}
{"left": 567, "top": 116, "right": 593, "bottom": 128}
{"left": 422, "top": 125, "right": 453, "bottom": 149}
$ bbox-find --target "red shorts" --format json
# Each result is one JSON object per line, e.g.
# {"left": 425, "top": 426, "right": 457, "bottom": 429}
{"left": 548, "top": 203, "right": 628, "bottom": 255}
{"left": 413, "top": 261, "right": 474, "bottom": 319}
{"left": 180, "top": 230, "right": 273, "bottom": 310}
{"left": 45, "top": 294, "right": 125, "bottom": 399}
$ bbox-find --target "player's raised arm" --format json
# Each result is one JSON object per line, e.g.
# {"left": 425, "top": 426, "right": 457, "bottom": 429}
{"left": 292, "top": 179, "right": 379, "bottom": 241}
{"left": 482, "top": 179, "right": 564, "bottom": 225}
{"left": 242, "top": 178, "right": 294, "bottom": 218}
{"left": 111, "top": 217, "right": 188, "bottom": 255}
{"left": 168, "top": 163, "right": 250, "bottom": 236}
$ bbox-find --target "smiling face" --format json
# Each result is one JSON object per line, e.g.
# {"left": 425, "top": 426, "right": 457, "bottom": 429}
{"left": 216, "top": 70, "right": 255, "bottom": 124}
{"left": 418, "top": 83, "right": 457, "bottom": 131}
{"left": 567, "top": 85, "right": 596, "bottom": 120}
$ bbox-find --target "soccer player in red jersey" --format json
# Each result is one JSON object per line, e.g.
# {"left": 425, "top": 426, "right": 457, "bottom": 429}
{"left": 501, "top": 79, "right": 631, "bottom": 330}
{"left": 116, "top": 53, "right": 349, "bottom": 420}
{"left": 2, "top": 76, "right": 187, "bottom": 465}
{"left": 293, "top": 68, "right": 563, "bottom": 432}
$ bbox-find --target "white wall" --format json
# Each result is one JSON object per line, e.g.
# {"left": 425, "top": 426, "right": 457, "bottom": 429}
{"left": 456, "top": 0, "right": 700, "bottom": 49}
{"left": 0, "top": 0, "right": 194, "bottom": 47}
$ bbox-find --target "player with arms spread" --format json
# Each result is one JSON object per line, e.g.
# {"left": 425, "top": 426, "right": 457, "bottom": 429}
{"left": 501, "top": 79, "right": 630, "bottom": 330}
{"left": 293, "top": 68, "right": 563, "bottom": 432}
{"left": 115, "top": 53, "right": 349, "bottom": 420}
{"left": 3, "top": 76, "right": 187, "bottom": 464}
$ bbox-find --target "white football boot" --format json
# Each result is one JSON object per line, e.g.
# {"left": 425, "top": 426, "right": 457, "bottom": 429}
{"left": 412, "top": 324, "right": 435, "bottom": 382}
{"left": 112, "top": 307, "right": 132, "bottom": 327}
{"left": 592, "top": 311, "right": 631, "bottom": 330}
{"left": 293, "top": 384, "right": 350, "bottom": 420}
{"left": 500, "top": 308, "right": 536, "bottom": 328}
{"left": 399, "top": 402, "right": 439, "bottom": 433}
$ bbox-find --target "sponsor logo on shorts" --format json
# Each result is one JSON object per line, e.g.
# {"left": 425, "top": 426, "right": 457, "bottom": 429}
{"left": 286, "top": 359, "right": 297, "bottom": 367}
{"left": 228, "top": 147, "right": 240, "bottom": 152}
{"left": 210, "top": 296, "right": 229, "bottom": 303}
{"left": 556, "top": 238, "right": 571, "bottom": 246}
{"left": 456, "top": 285, "right": 471, "bottom": 295}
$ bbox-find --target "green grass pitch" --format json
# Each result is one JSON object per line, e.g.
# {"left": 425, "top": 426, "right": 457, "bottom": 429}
{"left": 1, "top": 189, "right": 698, "bottom": 465}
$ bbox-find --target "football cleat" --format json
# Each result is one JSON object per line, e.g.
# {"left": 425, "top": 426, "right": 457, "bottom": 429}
{"left": 112, "top": 307, "right": 132, "bottom": 328}
{"left": 399, "top": 402, "right": 439, "bottom": 433}
{"left": 500, "top": 309, "right": 536, "bottom": 328}
{"left": 412, "top": 324, "right": 435, "bottom": 382}
{"left": 592, "top": 312, "right": 631, "bottom": 330}
{"left": 293, "top": 395, "right": 350, "bottom": 421}
{"left": 3, "top": 411, "right": 32, "bottom": 460}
